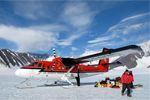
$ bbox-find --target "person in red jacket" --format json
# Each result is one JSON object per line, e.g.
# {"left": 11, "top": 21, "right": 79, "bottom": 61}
{"left": 121, "top": 69, "right": 132, "bottom": 97}
{"left": 129, "top": 71, "right": 134, "bottom": 88}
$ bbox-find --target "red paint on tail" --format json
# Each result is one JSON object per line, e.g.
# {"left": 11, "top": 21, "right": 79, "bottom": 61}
{"left": 97, "top": 58, "right": 109, "bottom": 72}
{"left": 97, "top": 48, "right": 109, "bottom": 71}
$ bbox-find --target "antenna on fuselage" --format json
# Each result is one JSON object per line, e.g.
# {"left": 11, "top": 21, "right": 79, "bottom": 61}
{"left": 53, "top": 48, "right": 56, "bottom": 58}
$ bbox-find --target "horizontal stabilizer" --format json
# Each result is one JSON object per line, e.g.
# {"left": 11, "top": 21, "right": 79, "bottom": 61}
{"left": 101, "top": 61, "right": 122, "bottom": 65}
{"left": 87, "top": 61, "right": 122, "bottom": 67}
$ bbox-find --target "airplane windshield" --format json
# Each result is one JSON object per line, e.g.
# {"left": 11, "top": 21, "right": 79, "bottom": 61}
{"left": 28, "top": 62, "right": 38, "bottom": 66}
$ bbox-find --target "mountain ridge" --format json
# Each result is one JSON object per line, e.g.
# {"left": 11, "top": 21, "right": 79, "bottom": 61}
{"left": 0, "top": 41, "right": 149, "bottom": 69}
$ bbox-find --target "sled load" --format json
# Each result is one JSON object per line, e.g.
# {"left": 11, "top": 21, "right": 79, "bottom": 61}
{"left": 94, "top": 76, "right": 122, "bottom": 88}
{"left": 94, "top": 76, "right": 143, "bottom": 89}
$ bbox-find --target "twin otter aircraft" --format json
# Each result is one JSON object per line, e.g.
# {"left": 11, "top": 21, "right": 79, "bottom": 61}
{"left": 15, "top": 45, "right": 142, "bottom": 86}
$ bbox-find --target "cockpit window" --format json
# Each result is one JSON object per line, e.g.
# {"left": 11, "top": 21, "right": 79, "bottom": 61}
{"left": 38, "top": 63, "right": 42, "bottom": 67}
{"left": 28, "top": 62, "right": 38, "bottom": 66}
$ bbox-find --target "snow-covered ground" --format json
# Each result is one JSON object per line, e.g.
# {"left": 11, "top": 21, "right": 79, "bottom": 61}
{"left": 0, "top": 57, "right": 149, "bottom": 100}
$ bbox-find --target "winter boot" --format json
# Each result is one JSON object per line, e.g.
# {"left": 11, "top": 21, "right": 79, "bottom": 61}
{"left": 127, "top": 94, "right": 132, "bottom": 97}
{"left": 122, "top": 93, "right": 124, "bottom": 96}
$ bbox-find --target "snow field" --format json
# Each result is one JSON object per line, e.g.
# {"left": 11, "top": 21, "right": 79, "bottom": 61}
{"left": 0, "top": 67, "right": 149, "bottom": 100}
{"left": 0, "top": 55, "right": 149, "bottom": 100}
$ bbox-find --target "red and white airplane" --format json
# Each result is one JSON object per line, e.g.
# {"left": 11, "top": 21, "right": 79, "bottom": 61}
{"left": 15, "top": 45, "right": 142, "bottom": 86}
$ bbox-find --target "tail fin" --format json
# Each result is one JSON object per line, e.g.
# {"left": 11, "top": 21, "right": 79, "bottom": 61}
{"left": 102, "top": 48, "right": 109, "bottom": 52}
{"left": 97, "top": 48, "right": 109, "bottom": 71}
{"left": 97, "top": 58, "right": 109, "bottom": 72}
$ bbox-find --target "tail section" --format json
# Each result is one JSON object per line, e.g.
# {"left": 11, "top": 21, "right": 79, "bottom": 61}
{"left": 97, "top": 58, "right": 109, "bottom": 72}
{"left": 97, "top": 48, "right": 109, "bottom": 72}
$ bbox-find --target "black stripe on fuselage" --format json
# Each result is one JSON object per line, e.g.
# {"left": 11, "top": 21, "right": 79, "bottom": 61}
{"left": 19, "top": 67, "right": 107, "bottom": 73}
{"left": 40, "top": 71, "right": 108, "bottom": 73}
{"left": 20, "top": 67, "right": 41, "bottom": 69}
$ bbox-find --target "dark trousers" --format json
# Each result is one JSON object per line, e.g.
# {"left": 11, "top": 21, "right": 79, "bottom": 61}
{"left": 122, "top": 83, "right": 130, "bottom": 95}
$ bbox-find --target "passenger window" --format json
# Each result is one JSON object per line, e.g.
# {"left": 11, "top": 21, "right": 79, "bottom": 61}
{"left": 47, "top": 66, "right": 50, "bottom": 69}
{"left": 62, "top": 67, "right": 65, "bottom": 70}
{"left": 38, "top": 63, "right": 42, "bottom": 67}
{"left": 80, "top": 67, "right": 82, "bottom": 70}
{"left": 58, "top": 67, "right": 61, "bottom": 69}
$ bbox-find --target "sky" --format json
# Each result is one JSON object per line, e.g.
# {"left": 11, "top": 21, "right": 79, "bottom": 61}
{"left": 0, "top": 0, "right": 149, "bottom": 57}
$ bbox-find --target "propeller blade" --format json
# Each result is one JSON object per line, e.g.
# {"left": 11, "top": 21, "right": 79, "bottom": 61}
{"left": 53, "top": 48, "right": 56, "bottom": 58}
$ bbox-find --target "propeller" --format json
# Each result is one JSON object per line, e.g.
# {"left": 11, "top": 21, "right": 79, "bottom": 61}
{"left": 53, "top": 48, "right": 56, "bottom": 58}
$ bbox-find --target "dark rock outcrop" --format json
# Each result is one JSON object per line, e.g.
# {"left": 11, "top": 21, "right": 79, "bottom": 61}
{"left": 0, "top": 49, "right": 35, "bottom": 67}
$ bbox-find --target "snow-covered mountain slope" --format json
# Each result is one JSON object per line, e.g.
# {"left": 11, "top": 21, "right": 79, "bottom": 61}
{"left": 138, "top": 40, "right": 150, "bottom": 56}
{"left": 109, "top": 41, "right": 150, "bottom": 69}
{"left": 29, "top": 53, "right": 52, "bottom": 61}
{"left": 0, "top": 49, "right": 35, "bottom": 68}
{"left": 0, "top": 41, "right": 149, "bottom": 69}
{"left": 0, "top": 42, "right": 149, "bottom": 100}
{"left": 79, "top": 41, "right": 150, "bottom": 69}
{"left": 0, "top": 56, "right": 149, "bottom": 100}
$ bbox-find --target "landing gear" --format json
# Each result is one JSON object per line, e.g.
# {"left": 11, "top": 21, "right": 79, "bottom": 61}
{"left": 76, "top": 67, "right": 80, "bottom": 86}
{"left": 61, "top": 65, "right": 81, "bottom": 86}
{"left": 54, "top": 81, "right": 58, "bottom": 84}
{"left": 44, "top": 80, "right": 62, "bottom": 86}
{"left": 14, "top": 78, "right": 35, "bottom": 89}
{"left": 75, "top": 76, "right": 80, "bottom": 86}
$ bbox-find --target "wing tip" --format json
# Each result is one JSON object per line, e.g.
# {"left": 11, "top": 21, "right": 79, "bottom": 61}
{"left": 128, "top": 45, "right": 143, "bottom": 52}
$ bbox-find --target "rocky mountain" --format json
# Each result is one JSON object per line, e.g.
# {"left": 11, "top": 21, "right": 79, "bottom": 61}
{"left": 109, "top": 41, "right": 150, "bottom": 69}
{"left": 138, "top": 40, "right": 150, "bottom": 56}
{"left": 0, "top": 49, "right": 36, "bottom": 68}
{"left": 79, "top": 41, "right": 150, "bottom": 70}
{"left": 0, "top": 41, "right": 149, "bottom": 69}
{"left": 109, "top": 53, "right": 143, "bottom": 70}
{"left": 29, "top": 53, "right": 52, "bottom": 61}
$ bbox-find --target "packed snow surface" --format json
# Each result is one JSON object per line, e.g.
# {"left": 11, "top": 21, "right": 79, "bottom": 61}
{"left": 0, "top": 57, "right": 150, "bottom": 100}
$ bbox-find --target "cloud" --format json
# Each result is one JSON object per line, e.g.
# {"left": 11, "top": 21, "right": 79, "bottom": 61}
{"left": 88, "top": 36, "right": 111, "bottom": 43}
{"left": 0, "top": 24, "right": 58, "bottom": 52}
{"left": 12, "top": 1, "right": 50, "bottom": 20}
{"left": 71, "top": 47, "right": 78, "bottom": 51}
{"left": 108, "top": 23, "right": 144, "bottom": 36}
{"left": 62, "top": 2, "right": 97, "bottom": 29}
{"left": 106, "top": 12, "right": 149, "bottom": 37}
{"left": 87, "top": 12, "right": 149, "bottom": 49}
{"left": 29, "top": 24, "right": 67, "bottom": 32}
{"left": 58, "top": 34, "right": 81, "bottom": 46}
{"left": 121, "top": 12, "right": 150, "bottom": 22}
{"left": 88, "top": 42, "right": 113, "bottom": 48}
{"left": 58, "top": 2, "right": 98, "bottom": 46}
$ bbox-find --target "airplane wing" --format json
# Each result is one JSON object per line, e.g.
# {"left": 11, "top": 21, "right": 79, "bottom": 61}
{"left": 60, "top": 45, "right": 143, "bottom": 66}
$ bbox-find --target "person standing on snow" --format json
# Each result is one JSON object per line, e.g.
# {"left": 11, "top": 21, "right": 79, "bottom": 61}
{"left": 121, "top": 69, "right": 132, "bottom": 97}
{"left": 129, "top": 71, "right": 134, "bottom": 89}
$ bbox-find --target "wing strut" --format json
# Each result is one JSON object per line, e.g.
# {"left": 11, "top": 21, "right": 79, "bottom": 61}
{"left": 75, "top": 67, "right": 80, "bottom": 86}
{"left": 61, "top": 66, "right": 75, "bottom": 86}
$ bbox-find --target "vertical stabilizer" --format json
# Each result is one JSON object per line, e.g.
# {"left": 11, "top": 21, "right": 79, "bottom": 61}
{"left": 97, "top": 48, "right": 109, "bottom": 71}
{"left": 97, "top": 58, "right": 109, "bottom": 71}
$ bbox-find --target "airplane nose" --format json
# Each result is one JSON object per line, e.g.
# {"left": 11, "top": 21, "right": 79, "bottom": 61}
{"left": 15, "top": 69, "right": 21, "bottom": 76}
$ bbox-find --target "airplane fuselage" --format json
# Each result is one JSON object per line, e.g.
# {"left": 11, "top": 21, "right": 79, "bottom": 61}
{"left": 15, "top": 57, "right": 109, "bottom": 81}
